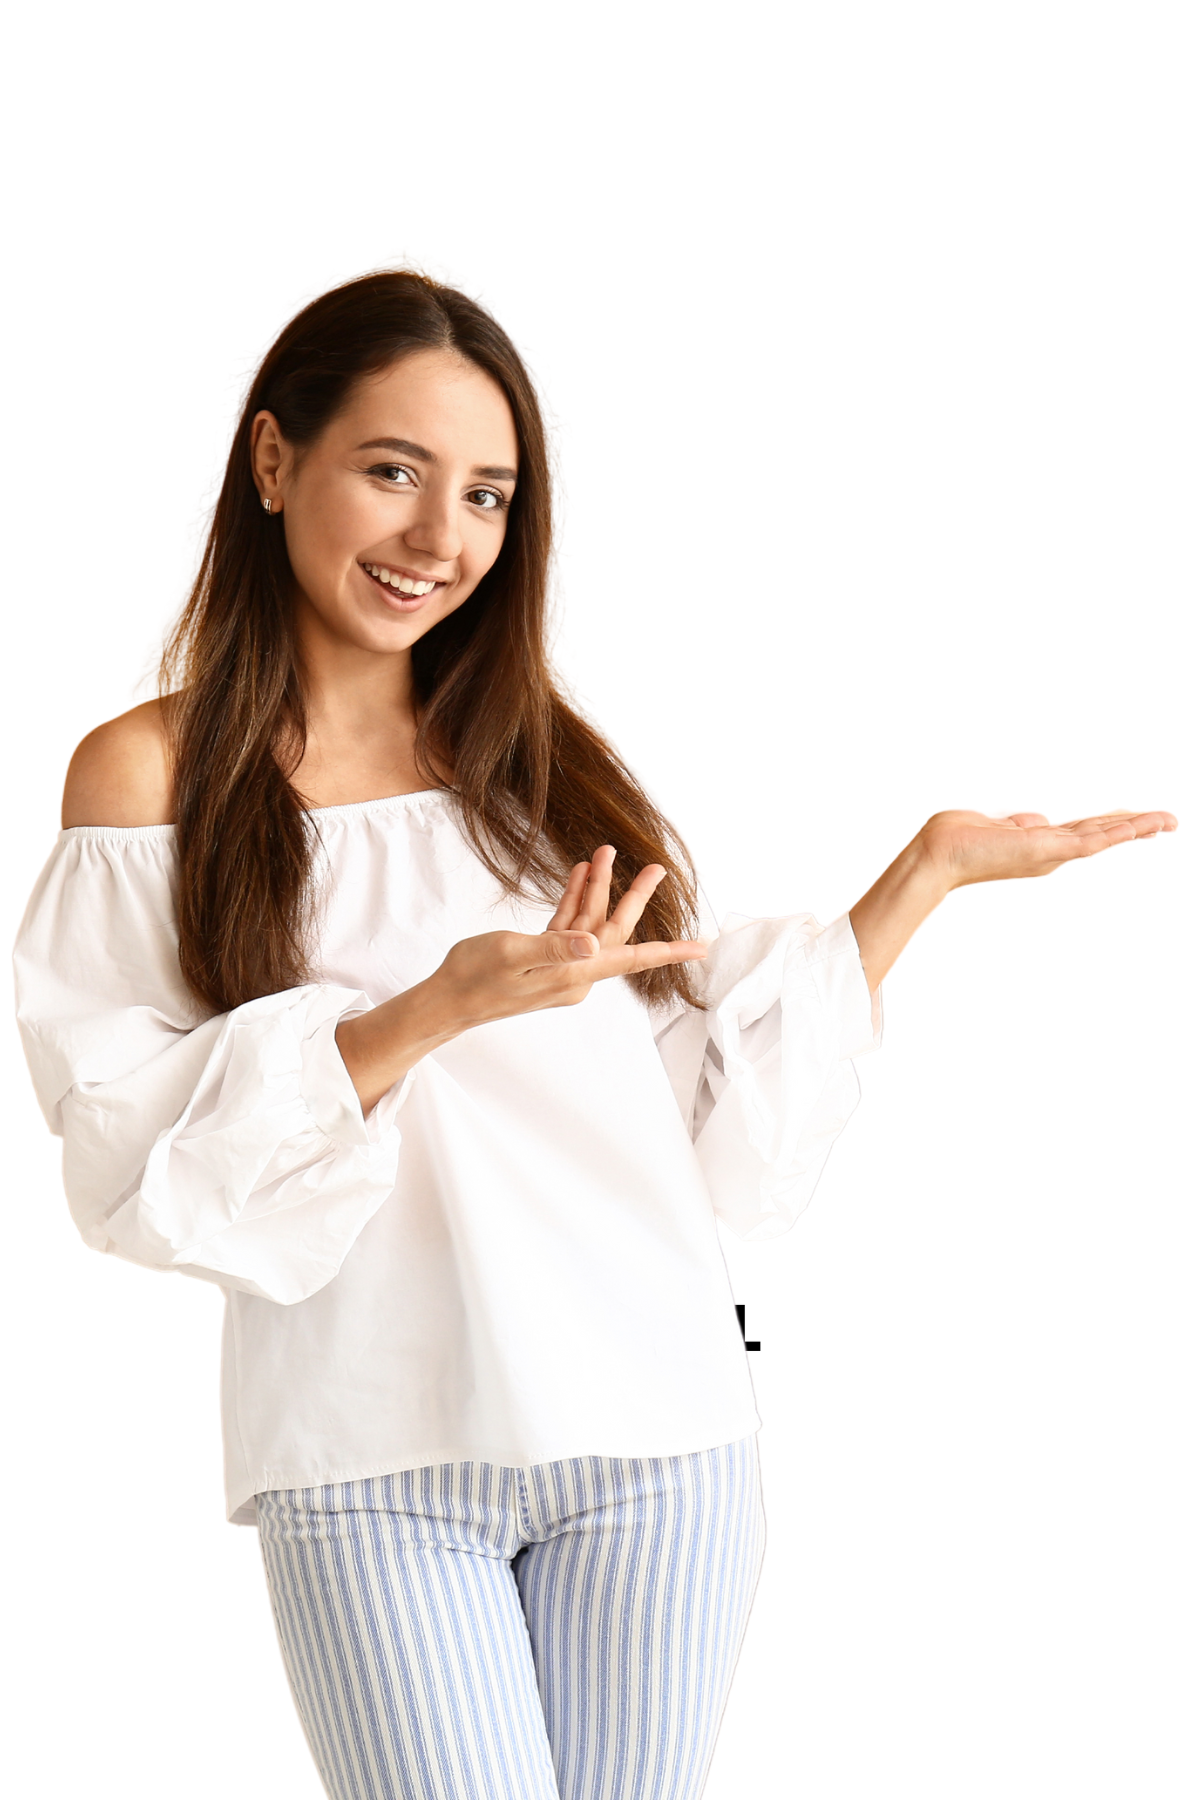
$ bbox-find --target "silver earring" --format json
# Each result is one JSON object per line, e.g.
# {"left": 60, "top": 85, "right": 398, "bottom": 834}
{"left": 262, "top": 495, "right": 273, "bottom": 514}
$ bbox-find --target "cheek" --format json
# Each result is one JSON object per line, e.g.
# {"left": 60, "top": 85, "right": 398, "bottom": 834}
{"left": 463, "top": 517, "right": 508, "bottom": 583}
{"left": 319, "top": 484, "right": 380, "bottom": 553}
{"left": 288, "top": 486, "right": 375, "bottom": 585}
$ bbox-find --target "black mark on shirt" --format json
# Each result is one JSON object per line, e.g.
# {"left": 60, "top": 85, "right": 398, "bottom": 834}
{"left": 735, "top": 1304, "right": 761, "bottom": 1352}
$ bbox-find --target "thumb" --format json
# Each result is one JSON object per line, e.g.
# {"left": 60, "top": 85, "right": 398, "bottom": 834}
{"left": 544, "top": 929, "right": 598, "bottom": 961}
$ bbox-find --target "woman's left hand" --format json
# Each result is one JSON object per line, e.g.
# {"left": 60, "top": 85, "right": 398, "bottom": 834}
{"left": 849, "top": 806, "right": 1177, "bottom": 993}
{"left": 920, "top": 808, "right": 1178, "bottom": 889}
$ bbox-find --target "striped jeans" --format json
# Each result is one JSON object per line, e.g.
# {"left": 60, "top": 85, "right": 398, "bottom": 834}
{"left": 256, "top": 1436, "right": 766, "bottom": 1800}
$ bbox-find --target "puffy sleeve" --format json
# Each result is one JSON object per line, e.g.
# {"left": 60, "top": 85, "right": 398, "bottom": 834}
{"left": 13, "top": 828, "right": 412, "bottom": 1305}
{"left": 653, "top": 908, "right": 882, "bottom": 1240}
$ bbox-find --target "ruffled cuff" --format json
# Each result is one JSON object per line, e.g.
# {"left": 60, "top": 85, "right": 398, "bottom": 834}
{"left": 104, "top": 985, "right": 411, "bottom": 1304}
{"left": 300, "top": 1006, "right": 418, "bottom": 1146}
{"left": 799, "top": 911, "right": 883, "bottom": 1060}
{"left": 686, "top": 911, "right": 882, "bottom": 1240}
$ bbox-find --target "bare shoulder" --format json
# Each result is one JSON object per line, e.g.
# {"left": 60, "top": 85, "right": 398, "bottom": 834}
{"left": 62, "top": 698, "right": 174, "bottom": 829}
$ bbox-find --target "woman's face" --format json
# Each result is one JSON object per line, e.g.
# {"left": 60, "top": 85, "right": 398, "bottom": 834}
{"left": 251, "top": 348, "right": 520, "bottom": 657}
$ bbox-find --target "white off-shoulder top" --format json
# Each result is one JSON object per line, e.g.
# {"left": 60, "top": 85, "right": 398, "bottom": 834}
{"left": 14, "top": 789, "right": 881, "bottom": 1524}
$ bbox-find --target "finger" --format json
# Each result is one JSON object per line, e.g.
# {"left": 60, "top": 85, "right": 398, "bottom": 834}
{"left": 540, "top": 929, "right": 601, "bottom": 963}
{"left": 1075, "top": 812, "right": 1177, "bottom": 851}
{"left": 1087, "top": 810, "right": 1177, "bottom": 835}
{"left": 611, "top": 939, "right": 710, "bottom": 974}
{"left": 1006, "top": 813, "right": 1050, "bottom": 829}
{"left": 575, "top": 844, "right": 617, "bottom": 934}
{"left": 546, "top": 862, "right": 591, "bottom": 932}
{"left": 539, "top": 933, "right": 707, "bottom": 979}
{"left": 1059, "top": 811, "right": 1174, "bottom": 845}
{"left": 606, "top": 863, "right": 667, "bottom": 943}
{"left": 1065, "top": 827, "right": 1136, "bottom": 859}
{"left": 1057, "top": 811, "right": 1160, "bottom": 833}
{"left": 1055, "top": 818, "right": 1150, "bottom": 859}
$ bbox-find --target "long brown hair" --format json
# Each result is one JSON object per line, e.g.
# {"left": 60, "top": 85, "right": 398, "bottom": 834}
{"left": 162, "top": 270, "right": 700, "bottom": 1015}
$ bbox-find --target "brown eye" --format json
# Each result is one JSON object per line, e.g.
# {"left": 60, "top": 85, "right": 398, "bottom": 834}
{"left": 467, "top": 488, "right": 504, "bottom": 510}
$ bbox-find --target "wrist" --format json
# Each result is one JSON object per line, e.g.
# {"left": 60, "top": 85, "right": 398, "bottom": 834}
{"left": 848, "top": 827, "right": 954, "bottom": 992}
{"left": 383, "top": 968, "right": 471, "bottom": 1052}
{"left": 908, "top": 820, "right": 958, "bottom": 900}
{"left": 334, "top": 972, "right": 466, "bottom": 1112}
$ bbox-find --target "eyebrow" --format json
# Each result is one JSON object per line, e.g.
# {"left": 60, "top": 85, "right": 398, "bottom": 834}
{"left": 355, "top": 437, "right": 518, "bottom": 482}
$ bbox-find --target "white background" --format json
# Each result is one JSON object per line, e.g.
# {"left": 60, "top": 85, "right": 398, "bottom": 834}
{"left": 3, "top": 3, "right": 1195, "bottom": 1795}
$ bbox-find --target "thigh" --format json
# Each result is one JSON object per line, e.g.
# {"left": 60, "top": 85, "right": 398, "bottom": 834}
{"left": 257, "top": 1468, "right": 562, "bottom": 1800}
{"left": 514, "top": 1436, "right": 767, "bottom": 1800}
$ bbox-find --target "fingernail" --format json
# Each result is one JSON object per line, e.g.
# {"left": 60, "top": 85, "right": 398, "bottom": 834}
{"left": 571, "top": 936, "right": 595, "bottom": 958}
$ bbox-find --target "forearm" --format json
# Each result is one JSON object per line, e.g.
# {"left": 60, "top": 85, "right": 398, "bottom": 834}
{"left": 335, "top": 976, "right": 466, "bottom": 1116}
{"left": 848, "top": 831, "right": 952, "bottom": 992}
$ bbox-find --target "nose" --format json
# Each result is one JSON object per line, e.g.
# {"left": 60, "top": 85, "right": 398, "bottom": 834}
{"left": 403, "top": 482, "right": 462, "bottom": 566}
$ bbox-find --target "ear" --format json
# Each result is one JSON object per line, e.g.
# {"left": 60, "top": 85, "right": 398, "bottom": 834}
{"left": 250, "top": 411, "right": 291, "bottom": 513}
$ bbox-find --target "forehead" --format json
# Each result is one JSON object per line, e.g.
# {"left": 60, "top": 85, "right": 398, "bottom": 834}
{"left": 339, "top": 349, "right": 518, "bottom": 463}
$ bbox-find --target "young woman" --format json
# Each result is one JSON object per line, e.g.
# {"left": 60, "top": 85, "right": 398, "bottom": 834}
{"left": 14, "top": 270, "right": 1174, "bottom": 1800}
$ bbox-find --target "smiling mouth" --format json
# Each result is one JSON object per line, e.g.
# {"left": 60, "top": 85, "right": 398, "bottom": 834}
{"left": 361, "top": 562, "right": 446, "bottom": 605}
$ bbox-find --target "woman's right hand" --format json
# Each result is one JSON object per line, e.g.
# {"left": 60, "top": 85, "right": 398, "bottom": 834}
{"left": 336, "top": 846, "right": 708, "bottom": 1114}
{"left": 437, "top": 844, "right": 706, "bottom": 1027}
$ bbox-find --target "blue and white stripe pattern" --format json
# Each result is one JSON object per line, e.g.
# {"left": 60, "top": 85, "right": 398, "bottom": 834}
{"left": 256, "top": 1436, "right": 766, "bottom": 1800}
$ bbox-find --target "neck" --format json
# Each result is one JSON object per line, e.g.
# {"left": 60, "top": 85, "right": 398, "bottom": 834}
{"left": 294, "top": 604, "right": 418, "bottom": 736}
{"left": 287, "top": 603, "right": 441, "bottom": 808}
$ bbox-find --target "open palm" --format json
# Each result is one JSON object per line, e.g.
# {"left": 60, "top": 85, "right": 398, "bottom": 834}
{"left": 925, "top": 808, "right": 1178, "bottom": 888}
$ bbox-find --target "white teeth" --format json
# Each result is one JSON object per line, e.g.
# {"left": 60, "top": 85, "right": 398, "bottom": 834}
{"left": 364, "top": 564, "right": 437, "bottom": 596}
